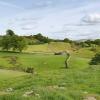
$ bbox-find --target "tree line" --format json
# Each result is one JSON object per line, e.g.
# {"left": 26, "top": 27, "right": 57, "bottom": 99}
{"left": 0, "top": 29, "right": 100, "bottom": 53}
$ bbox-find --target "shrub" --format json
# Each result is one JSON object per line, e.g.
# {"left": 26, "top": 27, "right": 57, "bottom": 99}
{"left": 90, "top": 53, "right": 100, "bottom": 65}
{"left": 26, "top": 67, "right": 34, "bottom": 74}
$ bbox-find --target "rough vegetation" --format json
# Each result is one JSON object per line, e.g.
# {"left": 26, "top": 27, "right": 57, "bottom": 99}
{"left": 0, "top": 30, "right": 100, "bottom": 100}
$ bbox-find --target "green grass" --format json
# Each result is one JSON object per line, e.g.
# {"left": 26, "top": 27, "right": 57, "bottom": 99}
{"left": 0, "top": 42, "right": 100, "bottom": 100}
{"left": 73, "top": 48, "right": 95, "bottom": 58}
{"left": 0, "top": 69, "right": 27, "bottom": 80}
{"left": 0, "top": 52, "right": 66, "bottom": 71}
{"left": 0, "top": 66, "right": 99, "bottom": 100}
{"left": 24, "top": 42, "right": 71, "bottom": 53}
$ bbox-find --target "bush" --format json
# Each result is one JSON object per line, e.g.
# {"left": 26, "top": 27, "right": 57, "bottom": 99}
{"left": 90, "top": 53, "right": 100, "bottom": 65}
{"left": 26, "top": 67, "right": 34, "bottom": 74}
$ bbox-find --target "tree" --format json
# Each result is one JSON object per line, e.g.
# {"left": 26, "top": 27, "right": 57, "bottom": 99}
{"left": 11, "top": 35, "right": 19, "bottom": 51}
{"left": 34, "top": 33, "right": 51, "bottom": 43}
{"left": 1, "top": 29, "right": 16, "bottom": 51}
{"left": 16, "top": 37, "right": 27, "bottom": 52}
{"left": 63, "top": 38, "right": 72, "bottom": 43}
{"left": 6, "top": 29, "right": 15, "bottom": 36}
{"left": 1, "top": 35, "right": 11, "bottom": 51}
{"left": 1, "top": 30, "right": 27, "bottom": 52}
{"left": 85, "top": 40, "right": 93, "bottom": 47}
{"left": 90, "top": 53, "right": 100, "bottom": 65}
{"left": 93, "top": 39, "right": 100, "bottom": 46}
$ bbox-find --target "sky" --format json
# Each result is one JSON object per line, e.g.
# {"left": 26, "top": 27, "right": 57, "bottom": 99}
{"left": 0, "top": 0, "right": 100, "bottom": 40}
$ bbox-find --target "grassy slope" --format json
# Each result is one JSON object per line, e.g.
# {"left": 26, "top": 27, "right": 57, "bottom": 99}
{"left": 73, "top": 48, "right": 95, "bottom": 58}
{"left": 0, "top": 42, "right": 99, "bottom": 100}
{"left": 24, "top": 42, "right": 71, "bottom": 53}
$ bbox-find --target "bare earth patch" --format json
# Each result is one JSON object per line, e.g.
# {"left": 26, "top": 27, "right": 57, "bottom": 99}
{"left": 0, "top": 91, "right": 9, "bottom": 95}
{"left": 84, "top": 96, "right": 96, "bottom": 100}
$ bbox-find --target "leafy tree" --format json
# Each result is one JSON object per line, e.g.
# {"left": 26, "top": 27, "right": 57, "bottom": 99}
{"left": 93, "top": 39, "right": 100, "bottom": 46}
{"left": 34, "top": 33, "right": 51, "bottom": 43}
{"left": 85, "top": 40, "right": 93, "bottom": 47}
{"left": 90, "top": 53, "right": 100, "bottom": 65}
{"left": 1, "top": 30, "right": 27, "bottom": 52}
{"left": 63, "top": 38, "right": 72, "bottom": 43}
{"left": 1, "top": 36, "right": 12, "bottom": 51}
{"left": 1, "top": 30, "right": 16, "bottom": 51}
{"left": 6, "top": 29, "right": 15, "bottom": 36}
{"left": 11, "top": 35, "right": 19, "bottom": 51}
{"left": 16, "top": 37, "right": 27, "bottom": 52}
{"left": 79, "top": 42, "right": 89, "bottom": 48}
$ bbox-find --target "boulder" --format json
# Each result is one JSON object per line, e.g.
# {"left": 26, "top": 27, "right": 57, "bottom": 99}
{"left": 6, "top": 88, "right": 13, "bottom": 92}
{"left": 23, "top": 90, "right": 34, "bottom": 97}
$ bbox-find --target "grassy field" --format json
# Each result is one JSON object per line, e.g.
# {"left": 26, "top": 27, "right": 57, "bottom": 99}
{"left": 0, "top": 69, "right": 26, "bottom": 80}
{"left": 0, "top": 42, "right": 100, "bottom": 100}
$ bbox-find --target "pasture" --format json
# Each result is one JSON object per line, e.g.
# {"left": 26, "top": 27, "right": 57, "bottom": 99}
{"left": 0, "top": 42, "right": 99, "bottom": 100}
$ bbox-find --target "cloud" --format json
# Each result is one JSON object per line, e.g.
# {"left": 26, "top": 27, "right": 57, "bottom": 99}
{"left": 82, "top": 13, "right": 100, "bottom": 24}
{"left": 0, "top": 0, "right": 100, "bottom": 40}
{"left": 0, "top": 1, "right": 23, "bottom": 9}
{"left": 21, "top": 24, "right": 37, "bottom": 30}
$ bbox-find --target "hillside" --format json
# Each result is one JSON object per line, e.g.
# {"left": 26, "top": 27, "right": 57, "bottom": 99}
{"left": 0, "top": 42, "right": 99, "bottom": 100}
{"left": 24, "top": 42, "right": 71, "bottom": 53}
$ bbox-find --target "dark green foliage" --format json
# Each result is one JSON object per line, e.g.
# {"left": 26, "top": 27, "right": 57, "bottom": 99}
{"left": 34, "top": 33, "right": 51, "bottom": 44}
{"left": 71, "top": 39, "right": 100, "bottom": 49}
{"left": 90, "top": 53, "right": 100, "bottom": 65}
{"left": 1, "top": 35, "right": 12, "bottom": 51}
{"left": 84, "top": 40, "right": 93, "bottom": 47}
{"left": 26, "top": 67, "right": 34, "bottom": 74}
{"left": 54, "top": 52, "right": 63, "bottom": 55}
{"left": 79, "top": 42, "right": 89, "bottom": 47}
{"left": 6, "top": 29, "right": 15, "bottom": 36}
{"left": 93, "top": 39, "right": 100, "bottom": 46}
{"left": 1, "top": 30, "right": 27, "bottom": 52}
{"left": 63, "top": 38, "right": 72, "bottom": 43}
{"left": 15, "top": 37, "right": 27, "bottom": 52}
{"left": 24, "top": 34, "right": 52, "bottom": 45}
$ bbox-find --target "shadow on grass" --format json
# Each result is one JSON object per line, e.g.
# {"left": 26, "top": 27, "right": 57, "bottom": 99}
{"left": 0, "top": 50, "right": 20, "bottom": 53}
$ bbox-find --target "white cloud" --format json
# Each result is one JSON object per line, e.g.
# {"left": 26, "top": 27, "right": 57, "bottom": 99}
{"left": 0, "top": 0, "right": 100, "bottom": 40}
{"left": 82, "top": 13, "right": 100, "bottom": 24}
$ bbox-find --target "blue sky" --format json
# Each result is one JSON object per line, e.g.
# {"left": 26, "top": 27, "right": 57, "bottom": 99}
{"left": 0, "top": 0, "right": 100, "bottom": 40}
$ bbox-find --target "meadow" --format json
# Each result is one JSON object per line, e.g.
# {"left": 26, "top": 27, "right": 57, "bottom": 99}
{"left": 0, "top": 42, "right": 100, "bottom": 100}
